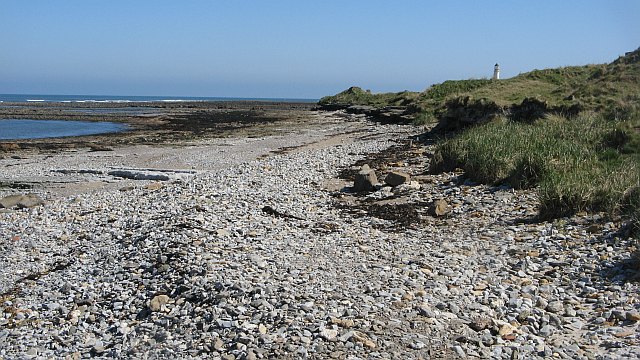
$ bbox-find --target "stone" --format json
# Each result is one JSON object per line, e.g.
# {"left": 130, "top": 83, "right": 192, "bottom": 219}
{"left": 353, "top": 165, "right": 377, "bottom": 192}
{"left": 352, "top": 331, "right": 376, "bottom": 349}
{"left": 384, "top": 171, "right": 411, "bottom": 187}
{"left": 469, "top": 316, "right": 492, "bottom": 332}
{"left": 217, "top": 229, "right": 231, "bottom": 237}
{"left": 0, "top": 193, "right": 45, "bottom": 209}
{"left": 330, "top": 317, "right": 355, "bottom": 328}
{"left": 626, "top": 311, "right": 640, "bottom": 322}
{"left": 429, "top": 199, "right": 449, "bottom": 216}
{"left": 213, "top": 338, "right": 224, "bottom": 350}
{"left": 319, "top": 328, "right": 339, "bottom": 341}
{"left": 546, "top": 301, "right": 564, "bottom": 313}
{"left": 88, "top": 144, "right": 113, "bottom": 152}
{"left": 108, "top": 170, "right": 170, "bottom": 181}
{"left": 149, "top": 295, "right": 170, "bottom": 312}
{"left": 538, "top": 325, "right": 554, "bottom": 337}
{"left": 144, "top": 182, "right": 164, "bottom": 191}
{"left": 498, "top": 323, "right": 517, "bottom": 337}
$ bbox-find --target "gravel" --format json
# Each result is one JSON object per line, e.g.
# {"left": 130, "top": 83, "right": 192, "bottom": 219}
{"left": 1, "top": 111, "right": 639, "bottom": 359}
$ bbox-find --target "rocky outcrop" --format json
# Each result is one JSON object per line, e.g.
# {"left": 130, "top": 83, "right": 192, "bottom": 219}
{"left": 319, "top": 103, "right": 415, "bottom": 123}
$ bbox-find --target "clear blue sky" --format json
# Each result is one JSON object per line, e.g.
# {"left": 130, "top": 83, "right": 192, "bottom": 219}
{"left": 1, "top": 0, "right": 638, "bottom": 99}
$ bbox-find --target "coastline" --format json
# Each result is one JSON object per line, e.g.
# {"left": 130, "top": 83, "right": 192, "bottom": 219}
{"left": 1, "top": 105, "right": 639, "bottom": 358}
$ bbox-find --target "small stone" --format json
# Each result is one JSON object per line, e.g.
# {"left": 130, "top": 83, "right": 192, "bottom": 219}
{"left": 539, "top": 325, "right": 553, "bottom": 337}
{"left": 352, "top": 331, "right": 376, "bottom": 349}
{"left": 330, "top": 317, "right": 355, "bottom": 328}
{"left": 258, "top": 324, "right": 267, "bottom": 334}
{"left": 144, "top": 182, "right": 163, "bottom": 191}
{"left": 498, "top": 323, "right": 517, "bottom": 337}
{"left": 429, "top": 199, "right": 449, "bottom": 216}
{"left": 453, "top": 345, "right": 466, "bottom": 357}
{"left": 626, "top": 311, "right": 640, "bottom": 322}
{"left": 213, "top": 338, "right": 224, "bottom": 350}
{"left": 469, "top": 317, "right": 492, "bottom": 332}
{"left": 320, "top": 328, "right": 339, "bottom": 341}
{"left": 217, "top": 229, "right": 231, "bottom": 237}
{"left": 614, "top": 329, "right": 635, "bottom": 338}
{"left": 149, "top": 295, "right": 170, "bottom": 312}
{"left": 546, "top": 301, "right": 564, "bottom": 313}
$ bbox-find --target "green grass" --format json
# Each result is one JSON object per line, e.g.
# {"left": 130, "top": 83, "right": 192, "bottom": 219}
{"left": 321, "top": 48, "right": 640, "bottom": 229}
{"left": 432, "top": 113, "right": 640, "bottom": 219}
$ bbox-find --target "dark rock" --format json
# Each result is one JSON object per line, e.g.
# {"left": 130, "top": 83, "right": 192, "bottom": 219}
{"left": 353, "top": 165, "right": 377, "bottom": 192}
{"left": 88, "top": 143, "right": 114, "bottom": 152}
{"left": 384, "top": 171, "right": 411, "bottom": 187}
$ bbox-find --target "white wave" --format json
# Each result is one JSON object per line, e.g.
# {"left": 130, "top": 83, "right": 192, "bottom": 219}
{"left": 27, "top": 99, "right": 45, "bottom": 102}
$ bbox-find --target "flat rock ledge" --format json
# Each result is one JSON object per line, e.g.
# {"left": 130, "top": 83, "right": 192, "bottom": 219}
{"left": 1, "top": 120, "right": 639, "bottom": 359}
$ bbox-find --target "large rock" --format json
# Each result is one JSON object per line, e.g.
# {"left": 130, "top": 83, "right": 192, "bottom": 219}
{"left": 353, "top": 165, "right": 377, "bottom": 192}
{"left": 384, "top": 171, "right": 411, "bottom": 187}
{"left": 108, "top": 170, "right": 170, "bottom": 181}
{"left": 0, "top": 194, "right": 45, "bottom": 209}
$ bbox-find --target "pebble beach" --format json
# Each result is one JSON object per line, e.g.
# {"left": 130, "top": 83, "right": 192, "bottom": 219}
{"left": 1, "top": 110, "right": 639, "bottom": 359}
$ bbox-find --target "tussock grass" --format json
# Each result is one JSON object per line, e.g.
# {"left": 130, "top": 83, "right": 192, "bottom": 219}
{"left": 432, "top": 114, "right": 640, "bottom": 219}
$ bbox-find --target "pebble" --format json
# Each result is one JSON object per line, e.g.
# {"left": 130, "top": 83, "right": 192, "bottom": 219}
{"left": 1, "top": 113, "right": 639, "bottom": 359}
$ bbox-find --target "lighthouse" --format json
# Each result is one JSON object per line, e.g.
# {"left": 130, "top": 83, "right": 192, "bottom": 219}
{"left": 493, "top": 63, "right": 500, "bottom": 80}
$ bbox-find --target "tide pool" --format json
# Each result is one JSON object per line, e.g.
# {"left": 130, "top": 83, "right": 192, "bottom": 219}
{"left": 0, "top": 119, "right": 128, "bottom": 140}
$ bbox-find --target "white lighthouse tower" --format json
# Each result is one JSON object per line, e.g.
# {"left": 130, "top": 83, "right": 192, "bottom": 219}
{"left": 493, "top": 63, "right": 500, "bottom": 80}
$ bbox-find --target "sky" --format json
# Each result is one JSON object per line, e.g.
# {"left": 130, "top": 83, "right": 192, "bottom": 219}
{"left": 1, "top": 0, "right": 638, "bottom": 99}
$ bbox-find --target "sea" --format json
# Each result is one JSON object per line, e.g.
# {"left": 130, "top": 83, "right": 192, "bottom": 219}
{"left": 0, "top": 94, "right": 317, "bottom": 103}
{"left": 0, "top": 93, "right": 317, "bottom": 140}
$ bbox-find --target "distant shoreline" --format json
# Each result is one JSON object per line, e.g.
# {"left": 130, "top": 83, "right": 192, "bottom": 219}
{"left": 0, "top": 100, "right": 319, "bottom": 152}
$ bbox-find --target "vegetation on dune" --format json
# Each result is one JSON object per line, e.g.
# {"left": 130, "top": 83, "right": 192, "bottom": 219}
{"left": 431, "top": 113, "right": 640, "bottom": 220}
{"left": 317, "top": 87, "right": 418, "bottom": 108}
{"left": 320, "top": 47, "right": 640, "bottom": 231}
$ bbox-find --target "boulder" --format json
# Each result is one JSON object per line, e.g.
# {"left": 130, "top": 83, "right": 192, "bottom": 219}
{"left": 353, "top": 165, "right": 377, "bottom": 192}
{"left": 384, "top": 171, "right": 411, "bottom": 187}
{"left": 0, "top": 194, "right": 45, "bottom": 209}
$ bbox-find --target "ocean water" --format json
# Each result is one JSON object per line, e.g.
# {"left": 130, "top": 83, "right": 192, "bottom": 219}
{"left": 0, "top": 94, "right": 317, "bottom": 103}
{"left": 0, "top": 119, "right": 128, "bottom": 140}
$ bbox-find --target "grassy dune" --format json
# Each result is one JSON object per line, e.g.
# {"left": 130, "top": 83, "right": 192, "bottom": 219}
{"left": 320, "top": 48, "right": 640, "bottom": 228}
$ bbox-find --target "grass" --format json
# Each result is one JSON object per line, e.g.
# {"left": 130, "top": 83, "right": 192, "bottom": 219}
{"left": 432, "top": 113, "right": 640, "bottom": 220}
{"left": 321, "top": 47, "right": 640, "bottom": 229}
